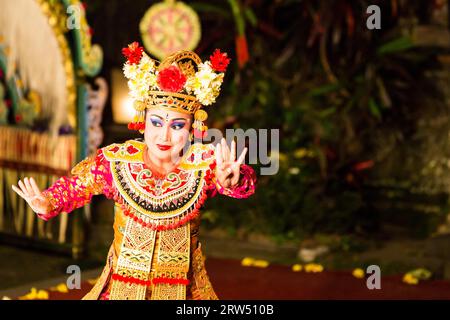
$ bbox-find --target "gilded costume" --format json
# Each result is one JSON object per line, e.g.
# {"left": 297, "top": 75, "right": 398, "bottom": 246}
{"left": 38, "top": 44, "right": 257, "bottom": 300}
{"left": 40, "top": 139, "right": 255, "bottom": 300}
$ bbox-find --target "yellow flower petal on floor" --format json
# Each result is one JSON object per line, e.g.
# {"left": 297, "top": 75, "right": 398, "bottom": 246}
{"left": 18, "top": 288, "right": 49, "bottom": 300}
{"left": 314, "top": 265, "right": 324, "bottom": 273}
{"left": 36, "top": 290, "right": 49, "bottom": 300}
{"left": 18, "top": 288, "right": 38, "bottom": 300}
{"left": 402, "top": 268, "right": 432, "bottom": 285}
{"left": 241, "top": 257, "right": 255, "bottom": 267}
{"left": 241, "top": 257, "right": 269, "bottom": 268}
{"left": 403, "top": 273, "right": 419, "bottom": 285}
{"left": 253, "top": 260, "right": 269, "bottom": 268}
{"left": 305, "top": 263, "right": 324, "bottom": 273}
{"left": 305, "top": 264, "right": 313, "bottom": 272}
{"left": 292, "top": 264, "right": 303, "bottom": 272}
{"left": 49, "top": 283, "right": 68, "bottom": 293}
{"left": 352, "top": 268, "right": 365, "bottom": 279}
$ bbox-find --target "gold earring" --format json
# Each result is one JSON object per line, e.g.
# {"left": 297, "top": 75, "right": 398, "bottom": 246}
{"left": 192, "top": 110, "right": 208, "bottom": 140}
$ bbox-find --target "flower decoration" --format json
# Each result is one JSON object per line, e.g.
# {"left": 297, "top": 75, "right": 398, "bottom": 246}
{"left": 157, "top": 65, "right": 186, "bottom": 92}
{"left": 304, "top": 263, "right": 324, "bottom": 273}
{"left": 352, "top": 268, "right": 365, "bottom": 279}
{"left": 18, "top": 287, "right": 49, "bottom": 300}
{"left": 210, "top": 49, "right": 231, "bottom": 72}
{"left": 121, "top": 42, "right": 228, "bottom": 106}
{"left": 122, "top": 42, "right": 144, "bottom": 65}
{"left": 241, "top": 257, "right": 255, "bottom": 267}
{"left": 253, "top": 260, "right": 269, "bottom": 268}
{"left": 292, "top": 264, "right": 303, "bottom": 272}
{"left": 123, "top": 52, "right": 157, "bottom": 102}
{"left": 403, "top": 273, "right": 419, "bottom": 285}
{"left": 49, "top": 283, "right": 69, "bottom": 293}
{"left": 402, "top": 268, "right": 432, "bottom": 285}
{"left": 185, "top": 62, "right": 224, "bottom": 105}
{"left": 240, "top": 257, "right": 269, "bottom": 268}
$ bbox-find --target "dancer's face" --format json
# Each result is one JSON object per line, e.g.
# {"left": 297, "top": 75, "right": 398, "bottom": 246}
{"left": 144, "top": 108, "right": 192, "bottom": 163}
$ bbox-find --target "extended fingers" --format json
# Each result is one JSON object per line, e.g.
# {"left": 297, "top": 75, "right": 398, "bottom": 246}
{"left": 221, "top": 138, "right": 229, "bottom": 162}
{"left": 216, "top": 143, "right": 223, "bottom": 167}
{"left": 236, "top": 147, "right": 248, "bottom": 165}
{"left": 24, "top": 177, "right": 35, "bottom": 197}
{"left": 11, "top": 185, "right": 26, "bottom": 198}
{"left": 18, "top": 180, "right": 30, "bottom": 196}
{"left": 230, "top": 140, "right": 236, "bottom": 162}
{"left": 30, "top": 177, "right": 42, "bottom": 196}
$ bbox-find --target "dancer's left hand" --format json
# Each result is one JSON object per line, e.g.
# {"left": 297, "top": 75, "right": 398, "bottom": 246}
{"left": 215, "top": 138, "right": 247, "bottom": 188}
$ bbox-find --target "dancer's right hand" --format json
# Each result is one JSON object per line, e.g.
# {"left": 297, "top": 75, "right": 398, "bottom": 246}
{"left": 11, "top": 177, "right": 52, "bottom": 215}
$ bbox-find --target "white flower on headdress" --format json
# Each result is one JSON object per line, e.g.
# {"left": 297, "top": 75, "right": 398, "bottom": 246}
{"left": 196, "top": 90, "right": 216, "bottom": 105}
{"left": 124, "top": 53, "right": 158, "bottom": 100}
{"left": 211, "top": 73, "right": 224, "bottom": 90}
{"left": 139, "top": 54, "right": 155, "bottom": 73}
{"left": 124, "top": 51, "right": 225, "bottom": 105}
{"left": 128, "top": 79, "right": 149, "bottom": 101}
{"left": 147, "top": 73, "right": 158, "bottom": 90}
{"left": 123, "top": 63, "right": 138, "bottom": 80}
{"left": 197, "top": 62, "right": 218, "bottom": 86}
{"left": 186, "top": 62, "right": 224, "bottom": 105}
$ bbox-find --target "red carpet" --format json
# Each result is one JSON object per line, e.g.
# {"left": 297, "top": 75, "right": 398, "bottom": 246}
{"left": 18, "top": 257, "right": 450, "bottom": 300}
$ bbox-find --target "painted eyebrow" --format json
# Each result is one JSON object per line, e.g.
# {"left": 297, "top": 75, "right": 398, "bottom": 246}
{"left": 149, "top": 115, "right": 187, "bottom": 122}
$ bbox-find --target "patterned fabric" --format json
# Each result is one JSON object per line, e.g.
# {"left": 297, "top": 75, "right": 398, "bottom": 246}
{"left": 191, "top": 242, "right": 218, "bottom": 300}
{"left": 111, "top": 160, "right": 206, "bottom": 221}
{"left": 150, "top": 224, "right": 190, "bottom": 300}
{"left": 42, "top": 139, "right": 256, "bottom": 300}
{"left": 41, "top": 149, "right": 114, "bottom": 221}
{"left": 109, "top": 216, "right": 157, "bottom": 300}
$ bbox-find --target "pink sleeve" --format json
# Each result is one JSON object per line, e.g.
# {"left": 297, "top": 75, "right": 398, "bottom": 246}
{"left": 213, "top": 164, "right": 257, "bottom": 199}
{"left": 39, "top": 149, "right": 114, "bottom": 221}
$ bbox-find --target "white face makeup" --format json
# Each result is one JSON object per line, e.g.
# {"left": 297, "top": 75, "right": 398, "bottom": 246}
{"left": 144, "top": 108, "right": 192, "bottom": 163}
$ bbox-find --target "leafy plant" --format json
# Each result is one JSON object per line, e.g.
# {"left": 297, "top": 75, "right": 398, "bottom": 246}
{"left": 197, "top": 0, "right": 448, "bottom": 241}
{"left": 85, "top": 0, "right": 449, "bottom": 241}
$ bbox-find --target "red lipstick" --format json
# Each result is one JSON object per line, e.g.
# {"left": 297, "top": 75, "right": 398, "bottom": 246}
{"left": 157, "top": 144, "right": 171, "bottom": 151}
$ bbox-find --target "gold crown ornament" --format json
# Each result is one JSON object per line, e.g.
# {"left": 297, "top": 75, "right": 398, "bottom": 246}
{"left": 122, "top": 42, "right": 231, "bottom": 138}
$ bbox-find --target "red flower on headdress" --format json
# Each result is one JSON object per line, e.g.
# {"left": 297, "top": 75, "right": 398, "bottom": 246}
{"left": 122, "top": 42, "right": 144, "bottom": 65}
{"left": 157, "top": 66, "right": 186, "bottom": 93}
{"left": 210, "top": 49, "right": 231, "bottom": 72}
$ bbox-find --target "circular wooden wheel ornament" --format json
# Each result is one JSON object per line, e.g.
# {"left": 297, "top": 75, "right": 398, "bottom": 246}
{"left": 140, "top": 0, "right": 201, "bottom": 60}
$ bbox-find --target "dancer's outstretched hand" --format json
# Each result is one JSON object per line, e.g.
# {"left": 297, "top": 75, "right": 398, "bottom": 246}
{"left": 11, "top": 177, "right": 51, "bottom": 215}
{"left": 215, "top": 138, "right": 247, "bottom": 189}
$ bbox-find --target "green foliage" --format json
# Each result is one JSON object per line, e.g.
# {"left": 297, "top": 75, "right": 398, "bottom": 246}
{"left": 85, "top": 0, "right": 448, "bottom": 241}
{"left": 196, "top": 0, "right": 448, "bottom": 241}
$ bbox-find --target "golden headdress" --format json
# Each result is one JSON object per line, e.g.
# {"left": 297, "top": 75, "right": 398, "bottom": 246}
{"left": 122, "top": 42, "right": 230, "bottom": 138}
